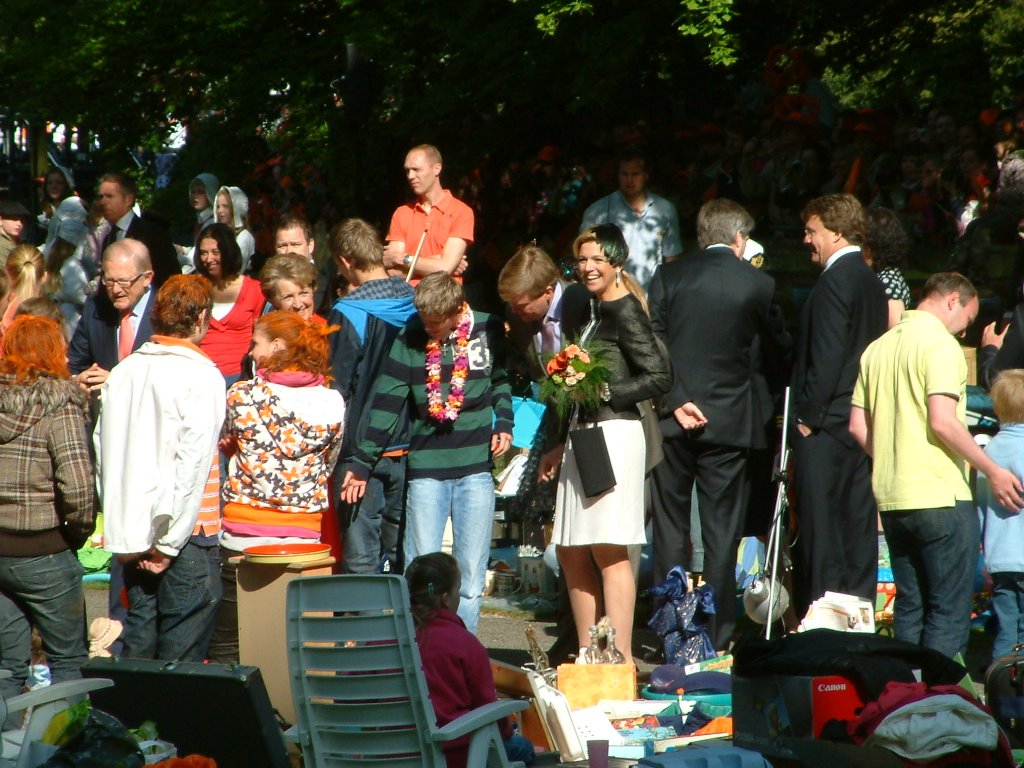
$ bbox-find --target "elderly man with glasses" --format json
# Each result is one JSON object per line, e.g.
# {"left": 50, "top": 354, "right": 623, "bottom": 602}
{"left": 69, "top": 238, "right": 156, "bottom": 389}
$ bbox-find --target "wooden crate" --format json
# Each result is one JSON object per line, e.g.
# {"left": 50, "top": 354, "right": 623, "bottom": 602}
{"left": 556, "top": 663, "right": 638, "bottom": 709}
{"left": 491, "top": 660, "right": 551, "bottom": 750}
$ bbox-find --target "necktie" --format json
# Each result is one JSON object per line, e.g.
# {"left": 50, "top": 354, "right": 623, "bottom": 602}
{"left": 118, "top": 309, "right": 135, "bottom": 361}
{"left": 102, "top": 224, "right": 119, "bottom": 257}
{"left": 540, "top": 319, "right": 559, "bottom": 356}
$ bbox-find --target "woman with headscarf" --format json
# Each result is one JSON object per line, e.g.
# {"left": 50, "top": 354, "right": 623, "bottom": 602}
{"left": 43, "top": 198, "right": 94, "bottom": 333}
{"left": 215, "top": 186, "right": 256, "bottom": 275}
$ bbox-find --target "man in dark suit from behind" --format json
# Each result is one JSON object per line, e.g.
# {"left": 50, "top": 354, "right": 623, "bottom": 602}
{"left": 96, "top": 172, "right": 179, "bottom": 289}
{"left": 648, "top": 198, "right": 779, "bottom": 651}
{"left": 790, "top": 193, "right": 888, "bottom": 617}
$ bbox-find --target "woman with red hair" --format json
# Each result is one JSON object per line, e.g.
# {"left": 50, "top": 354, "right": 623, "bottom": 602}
{"left": 0, "top": 316, "right": 95, "bottom": 701}
{"left": 207, "top": 311, "right": 345, "bottom": 662}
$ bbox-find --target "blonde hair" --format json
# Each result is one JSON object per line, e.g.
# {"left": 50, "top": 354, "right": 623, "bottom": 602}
{"left": 414, "top": 272, "right": 465, "bottom": 318}
{"left": 328, "top": 218, "right": 383, "bottom": 271}
{"left": 498, "top": 245, "right": 560, "bottom": 301}
{"left": 6, "top": 244, "right": 45, "bottom": 302}
{"left": 259, "top": 252, "right": 318, "bottom": 303}
{"left": 621, "top": 271, "right": 649, "bottom": 316}
{"left": 991, "top": 369, "right": 1024, "bottom": 424}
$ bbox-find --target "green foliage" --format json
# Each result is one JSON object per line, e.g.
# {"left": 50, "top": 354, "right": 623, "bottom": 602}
{"left": 676, "top": 0, "right": 738, "bottom": 67}
{"left": 521, "top": 0, "right": 739, "bottom": 66}
{"left": 982, "top": 0, "right": 1024, "bottom": 105}
{"left": 3, "top": 0, "right": 1023, "bottom": 217}
{"left": 799, "top": 0, "right": 1004, "bottom": 112}
{"left": 524, "top": 0, "right": 594, "bottom": 35}
{"left": 129, "top": 720, "right": 159, "bottom": 743}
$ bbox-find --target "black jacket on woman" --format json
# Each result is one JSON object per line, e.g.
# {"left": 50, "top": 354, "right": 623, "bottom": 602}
{"left": 566, "top": 293, "right": 672, "bottom": 423}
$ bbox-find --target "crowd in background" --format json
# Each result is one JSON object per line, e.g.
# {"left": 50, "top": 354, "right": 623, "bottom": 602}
{"left": 1, "top": 60, "right": 1024, "bottom": 758}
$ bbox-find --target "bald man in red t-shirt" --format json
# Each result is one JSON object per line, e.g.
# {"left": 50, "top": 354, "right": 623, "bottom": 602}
{"left": 383, "top": 144, "right": 473, "bottom": 284}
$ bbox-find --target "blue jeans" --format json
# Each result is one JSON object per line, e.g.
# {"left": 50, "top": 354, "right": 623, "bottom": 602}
{"left": 881, "top": 501, "right": 979, "bottom": 658}
{"left": 504, "top": 733, "right": 536, "bottom": 764}
{"left": 122, "top": 540, "right": 222, "bottom": 662}
{"left": 106, "top": 558, "right": 127, "bottom": 656}
{"left": 207, "top": 546, "right": 240, "bottom": 664}
{"left": 0, "top": 550, "right": 87, "bottom": 700}
{"left": 404, "top": 472, "right": 495, "bottom": 633}
{"left": 342, "top": 455, "right": 406, "bottom": 574}
{"left": 991, "top": 572, "right": 1024, "bottom": 661}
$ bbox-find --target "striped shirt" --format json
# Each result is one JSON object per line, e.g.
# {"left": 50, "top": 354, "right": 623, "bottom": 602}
{"left": 192, "top": 449, "right": 221, "bottom": 540}
{"left": 351, "top": 311, "right": 513, "bottom": 481}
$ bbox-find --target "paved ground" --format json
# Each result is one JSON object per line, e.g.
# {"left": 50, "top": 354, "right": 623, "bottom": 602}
{"left": 85, "top": 581, "right": 993, "bottom": 693}
{"left": 84, "top": 582, "right": 662, "bottom": 676}
{"left": 84, "top": 582, "right": 109, "bottom": 627}
{"left": 477, "top": 602, "right": 662, "bottom": 677}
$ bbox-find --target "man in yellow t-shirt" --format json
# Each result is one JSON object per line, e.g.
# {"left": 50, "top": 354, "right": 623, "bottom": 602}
{"left": 850, "top": 272, "right": 1023, "bottom": 657}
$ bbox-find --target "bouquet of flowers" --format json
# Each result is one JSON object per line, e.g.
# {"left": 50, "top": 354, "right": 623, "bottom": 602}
{"left": 540, "top": 339, "right": 611, "bottom": 420}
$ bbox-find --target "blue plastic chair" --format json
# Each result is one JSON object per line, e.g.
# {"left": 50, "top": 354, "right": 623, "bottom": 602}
{"left": 286, "top": 574, "right": 528, "bottom": 768}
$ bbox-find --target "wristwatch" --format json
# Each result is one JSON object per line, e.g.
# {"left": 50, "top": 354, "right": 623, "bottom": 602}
{"left": 403, "top": 254, "right": 413, "bottom": 267}
{"left": 600, "top": 383, "right": 612, "bottom": 403}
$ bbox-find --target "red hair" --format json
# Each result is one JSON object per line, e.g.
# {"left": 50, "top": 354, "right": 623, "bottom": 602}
{"left": 255, "top": 310, "right": 336, "bottom": 379}
{"left": 152, "top": 274, "right": 214, "bottom": 337}
{"left": 0, "top": 315, "right": 70, "bottom": 381}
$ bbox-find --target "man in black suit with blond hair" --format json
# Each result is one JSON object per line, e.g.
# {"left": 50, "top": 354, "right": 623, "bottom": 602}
{"left": 498, "top": 244, "right": 589, "bottom": 385}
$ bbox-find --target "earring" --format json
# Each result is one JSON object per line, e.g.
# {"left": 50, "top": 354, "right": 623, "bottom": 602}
{"left": 615, "top": 270, "right": 621, "bottom": 286}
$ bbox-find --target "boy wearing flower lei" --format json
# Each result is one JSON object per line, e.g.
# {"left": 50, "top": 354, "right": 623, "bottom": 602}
{"left": 341, "top": 272, "right": 514, "bottom": 633}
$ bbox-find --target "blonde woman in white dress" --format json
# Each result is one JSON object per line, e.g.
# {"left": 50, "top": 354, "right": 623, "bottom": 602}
{"left": 539, "top": 223, "right": 670, "bottom": 663}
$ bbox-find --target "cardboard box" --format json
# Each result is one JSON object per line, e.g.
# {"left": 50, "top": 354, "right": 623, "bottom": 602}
{"left": 682, "top": 653, "right": 733, "bottom": 675}
{"left": 732, "top": 674, "right": 865, "bottom": 758}
{"left": 557, "top": 663, "right": 638, "bottom": 709}
{"left": 964, "top": 345, "right": 977, "bottom": 386}
{"left": 490, "top": 660, "right": 551, "bottom": 750}
{"left": 798, "top": 592, "right": 875, "bottom": 633}
{"left": 569, "top": 700, "right": 727, "bottom": 759}
{"left": 519, "top": 555, "right": 555, "bottom": 594}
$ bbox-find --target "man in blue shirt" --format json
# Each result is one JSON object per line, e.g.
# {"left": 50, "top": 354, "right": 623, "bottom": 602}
{"left": 579, "top": 149, "right": 683, "bottom": 290}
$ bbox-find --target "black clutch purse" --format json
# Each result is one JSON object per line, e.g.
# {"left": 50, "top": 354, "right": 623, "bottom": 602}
{"left": 569, "top": 424, "right": 616, "bottom": 497}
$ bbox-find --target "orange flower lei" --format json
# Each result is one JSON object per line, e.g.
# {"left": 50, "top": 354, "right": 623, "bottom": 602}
{"left": 425, "top": 304, "right": 472, "bottom": 423}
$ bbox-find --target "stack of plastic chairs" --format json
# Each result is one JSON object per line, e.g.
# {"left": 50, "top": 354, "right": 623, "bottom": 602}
{"left": 285, "top": 575, "right": 527, "bottom": 768}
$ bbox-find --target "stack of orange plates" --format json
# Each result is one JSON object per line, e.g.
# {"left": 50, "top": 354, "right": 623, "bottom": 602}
{"left": 244, "top": 542, "right": 332, "bottom": 564}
